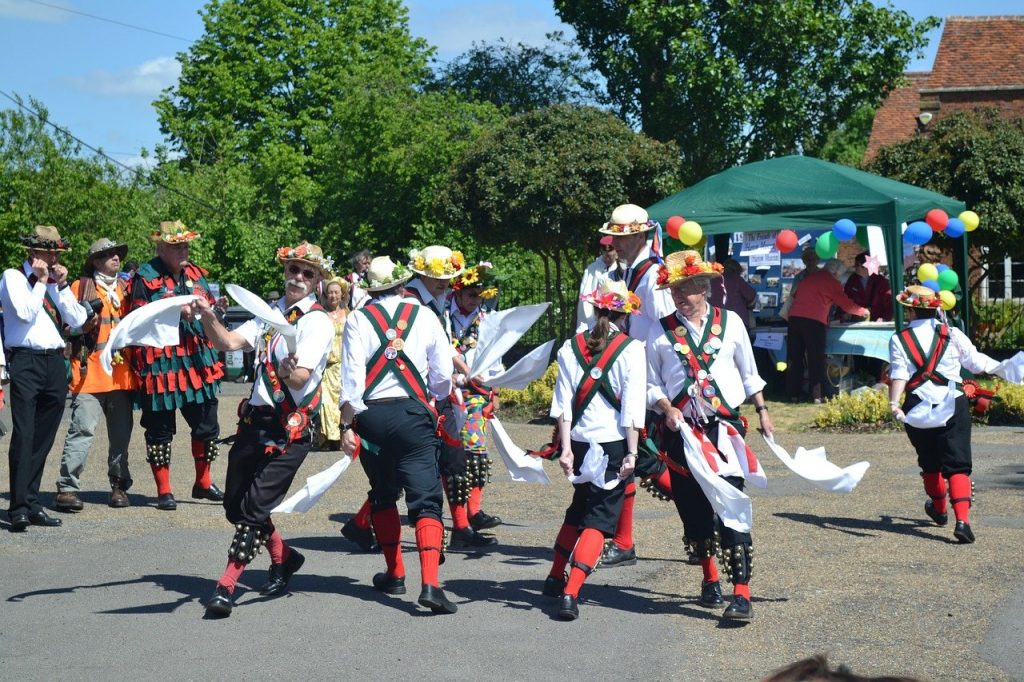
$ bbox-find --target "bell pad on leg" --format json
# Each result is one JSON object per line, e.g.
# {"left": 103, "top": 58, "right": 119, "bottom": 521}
{"left": 195, "top": 440, "right": 220, "bottom": 463}
{"left": 145, "top": 442, "right": 172, "bottom": 467}
{"left": 445, "top": 474, "right": 470, "bottom": 505}
{"left": 466, "top": 453, "right": 491, "bottom": 488}
{"left": 720, "top": 542, "right": 753, "bottom": 585}
{"left": 228, "top": 523, "right": 267, "bottom": 564}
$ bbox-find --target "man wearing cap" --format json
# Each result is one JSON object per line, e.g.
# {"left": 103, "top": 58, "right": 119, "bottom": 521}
{"left": 129, "top": 220, "right": 225, "bottom": 510}
{"left": 54, "top": 238, "right": 137, "bottom": 511}
{"left": 647, "top": 250, "right": 773, "bottom": 621}
{"left": 194, "top": 242, "right": 334, "bottom": 616}
{"left": 340, "top": 256, "right": 459, "bottom": 614}
{"left": 2, "top": 225, "right": 89, "bottom": 531}
{"left": 576, "top": 236, "right": 619, "bottom": 328}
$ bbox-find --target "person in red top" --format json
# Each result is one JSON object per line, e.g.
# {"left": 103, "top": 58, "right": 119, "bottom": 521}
{"left": 785, "top": 261, "right": 868, "bottom": 402}
{"left": 843, "top": 252, "right": 892, "bottom": 322}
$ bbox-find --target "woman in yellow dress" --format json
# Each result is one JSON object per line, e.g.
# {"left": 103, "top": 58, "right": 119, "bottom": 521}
{"left": 319, "top": 277, "right": 350, "bottom": 450}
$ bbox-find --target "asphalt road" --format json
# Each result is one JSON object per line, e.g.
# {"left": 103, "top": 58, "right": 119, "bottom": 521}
{"left": 0, "top": 386, "right": 1021, "bottom": 681}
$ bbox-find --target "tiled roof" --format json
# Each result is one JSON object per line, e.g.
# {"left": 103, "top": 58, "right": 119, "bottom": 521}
{"left": 864, "top": 73, "right": 929, "bottom": 161}
{"left": 925, "top": 16, "right": 1024, "bottom": 91}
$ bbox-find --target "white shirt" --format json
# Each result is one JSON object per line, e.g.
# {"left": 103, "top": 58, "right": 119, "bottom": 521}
{"left": 341, "top": 294, "right": 454, "bottom": 414}
{"left": 621, "top": 244, "right": 675, "bottom": 343}
{"left": 234, "top": 294, "right": 333, "bottom": 408}
{"left": 646, "top": 305, "right": 766, "bottom": 419}
{"left": 576, "top": 257, "right": 618, "bottom": 327}
{"left": 1, "top": 262, "right": 88, "bottom": 350}
{"left": 889, "top": 318, "right": 998, "bottom": 384}
{"left": 550, "top": 325, "right": 647, "bottom": 443}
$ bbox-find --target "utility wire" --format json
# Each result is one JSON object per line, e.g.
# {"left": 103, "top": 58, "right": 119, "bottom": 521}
{"left": 0, "top": 88, "right": 219, "bottom": 212}
{"left": 16, "top": 0, "right": 193, "bottom": 43}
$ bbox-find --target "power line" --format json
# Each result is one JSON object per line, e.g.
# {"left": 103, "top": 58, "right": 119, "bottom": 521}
{"left": 0, "top": 89, "right": 219, "bottom": 212}
{"left": 16, "top": 0, "right": 193, "bottom": 43}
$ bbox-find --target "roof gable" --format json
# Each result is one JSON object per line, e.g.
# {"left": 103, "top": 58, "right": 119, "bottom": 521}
{"left": 864, "top": 73, "right": 928, "bottom": 161}
{"left": 926, "top": 16, "right": 1024, "bottom": 91}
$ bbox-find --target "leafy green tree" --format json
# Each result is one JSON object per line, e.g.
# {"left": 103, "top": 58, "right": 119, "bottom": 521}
{"left": 554, "top": 0, "right": 937, "bottom": 184}
{"left": 436, "top": 104, "right": 681, "bottom": 339}
{"left": 819, "top": 103, "right": 876, "bottom": 168}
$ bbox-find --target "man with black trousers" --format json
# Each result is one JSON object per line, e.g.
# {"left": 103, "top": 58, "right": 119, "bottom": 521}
{"left": 2, "top": 225, "right": 89, "bottom": 531}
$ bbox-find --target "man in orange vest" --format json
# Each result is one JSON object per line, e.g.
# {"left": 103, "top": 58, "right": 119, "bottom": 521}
{"left": 54, "top": 239, "right": 139, "bottom": 511}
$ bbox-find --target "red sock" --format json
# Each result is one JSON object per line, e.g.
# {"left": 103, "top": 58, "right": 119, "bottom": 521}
{"left": 651, "top": 468, "right": 673, "bottom": 498}
{"left": 565, "top": 528, "right": 604, "bottom": 597}
{"left": 922, "top": 472, "right": 947, "bottom": 513}
{"left": 734, "top": 582, "right": 751, "bottom": 600}
{"left": 468, "top": 486, "right": 483, "bottom": 517}
{"left": 354, "top": 498, "right": 372, "bottom": 530}
{"left": 150, "top": 464, "right": 171, "bottom": 496}
{"left": 700, "top": 556, "right": 719, "bottom": 583}
{"left": 415, "top": 517, "right": 444, "bottom": 588}
{"left": 191, "top": 440, "right": 212, "bottom": 488}
{"left": 371, "top": 508, "right": 405, "bottom": 578}
{"left": 549, "top": 523, "right": 580, "bottom": 579}
{"left": 947, "top": 473, "right": 972, "bottom": 523}
{"left": 611, "top": 481, "right": 636, "bottom": 550}
{"left": 217, "top": 559, "right": 246, "bottom": 593}
{"left": 267, "top": 528, "right": 291, "bottom": 565}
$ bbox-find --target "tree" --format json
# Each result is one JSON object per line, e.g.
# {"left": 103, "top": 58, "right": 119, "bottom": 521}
{"left": 426, "top": 32, "right": 606, "bottom": 115}
{"left": 818, "top": 103, "right": 876, "bottom": 168}
{"left": 436, "top": 104, "right": 681, "bottom": 339}
{"left": 554, "top": 0, "right": 937, "bottom": 184}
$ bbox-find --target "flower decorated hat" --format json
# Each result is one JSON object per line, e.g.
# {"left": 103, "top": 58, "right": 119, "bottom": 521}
{"left": 408, "top": 245, "right": 466, "bottom": 279}
{"left": 276, "top": 241, "right": 334, "bottom": 278}
{"left": 150, "top": 220, "right": 200, "bottom": 244}
{"left": 580, "top": 278, "right": 642, "bottom": 315}
{"left": 21, "top": 225, "right": 71, "bottom": 252}
{"left": 598, "top": 203, "right": 659, "bottom": 236}
{"left": 656, "top": 250, "right": 724, "bottom": 289}
{"left": 896, "top": 284, "right": 943, "bottom": 309}
{"left": 363, "top": 255, "right": 412, "bottom": 292}
{"left": 452, "top": 261, "right": 499, "bottom": 299}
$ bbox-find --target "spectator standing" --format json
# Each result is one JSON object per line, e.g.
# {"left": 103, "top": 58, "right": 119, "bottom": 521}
{"left": 576, "top": 236, "right": 619, "bottom": 328}
{"left": 844, "top": 252, "right": 892, "bottom": 321}
{"left": 710, "top": 258, "right": 757, "bottom": 330}
{"left": 319, "top": 276, "right": 350, "bottom": 450}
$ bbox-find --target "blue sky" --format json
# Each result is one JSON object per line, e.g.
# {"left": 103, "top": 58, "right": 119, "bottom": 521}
{"left": 0, "top": 0, "right": 1020, "bottom": 167}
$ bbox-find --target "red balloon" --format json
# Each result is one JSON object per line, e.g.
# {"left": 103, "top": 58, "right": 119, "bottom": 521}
{"left": 666, "top": 215, "right": 685, "bottom": 240}
{"left": 925, "top": 208, "right": 949, "bottom": 232}
{"left": 775, "top": 229, "right": 798, "bottom": 253}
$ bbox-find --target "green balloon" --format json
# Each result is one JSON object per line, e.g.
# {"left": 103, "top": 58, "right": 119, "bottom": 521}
{"left": 815, "top": 231, "right": 839, "bottom": 259}
{"left": 937, "top": 269, "right": 959, "bottom": 291}
{"left": 856, "top": 225, "right": 870, "bottom": 248}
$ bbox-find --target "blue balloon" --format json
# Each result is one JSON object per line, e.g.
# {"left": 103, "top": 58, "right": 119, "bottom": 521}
{"left": 923, "top": 279, "right": 940, "bottom": 292}
{"left": 936, "top": 263, "right": 950, "bottom": 273}
{"left": 904, "top": 221, "right": 932, "bottom": 246}
{"left": 833, "top": 218, "right": 857, "bottom": 241}
{"left": 944, "top": 218, "right": 966, "bottom": 238}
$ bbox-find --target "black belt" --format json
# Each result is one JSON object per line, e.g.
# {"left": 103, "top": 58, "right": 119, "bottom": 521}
{"left": 9, "top": 347, "right": 64, "bottom": 356}
{"left": 366, "top": 397, "right": 413, "bottom": 405}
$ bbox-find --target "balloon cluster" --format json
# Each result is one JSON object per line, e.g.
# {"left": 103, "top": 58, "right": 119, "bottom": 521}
{"left": 665, "top": 215, "right": 703, "bottom": 246}
{"left": 904, "top": 209, "right": 980, "bottom": 245}
{"left": 916, "top": 262, "right": 959, "bottom": 310}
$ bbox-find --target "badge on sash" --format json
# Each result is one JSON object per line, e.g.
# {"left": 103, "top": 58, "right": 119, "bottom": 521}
{"left": 185, "top": 279, "right": 194, "bottom": 288}
{"left": 392, "top": 338, "right": 405, "bottom": 352}
{"left": 384, "top": 345, "right": 399, "bottom": 360}
{"left": 396, "top": 320, "right": 408, "bottom": 331}
{"left": 708, "top": 337, "right": 723, "bottom": 350}
{"left": 702, "top": 386, "right": 716, "bottom": 398}
{"left": 710, "top": 323, "right": 722, "bottom": 335}
{"left": 697, "top": 369, "right": 708, "bottom": 382}
{"left": 272, "top": 389, "right": 286, "bottom": 403}
{"left": 385, "top": 328, "right": 397, "bottom": 340}
{"left": 590, "top": 367, "right": 603, "bottom": 380}
{"left": 674, "top": 326, "right": 687, "bottom": 337}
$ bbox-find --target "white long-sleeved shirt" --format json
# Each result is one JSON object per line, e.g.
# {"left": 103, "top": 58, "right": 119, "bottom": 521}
{"left": 619, "top": 244, "right": 674, "bottom": 344}
{"left": 889, "top": 318, "right": 998, "bottom": 384}
{"left": 340, "top": 294, "right": 453, "bottom": 415}
{"left": 550, "top": 325, "right": 647, "bottom": 443}
{"left": 1, "top": 262, "right": 88, "bottom": 350}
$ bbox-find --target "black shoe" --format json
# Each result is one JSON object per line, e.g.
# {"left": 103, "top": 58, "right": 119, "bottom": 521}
{"left": 925, "top": 500, "right": 948, "bottom": 526}
{"left": 601, "top": 542, "right": 637, "bottom": 568}
{"left": 418, "top": 584, "right": 457, "bottom": 614}
{"left": 341, "top": 518, "right": 379, "bottom": 552}
{"left": 191, "top": 483, "right": 224, "bottom": 502}
{"left": 8, "top": 512, "right": 29, "bottom": 533}
{"left": 206, "top": 584, "right": 233, "bottom": 617}
{"left": 27, "top": 510, "right": 63, "bottom": 527}
{"left": 156, "top": 493, "right": 177, "bottom": 511}
{"left": 259, "top": 550, "right": 305, "bottom": 597}
{"left": 557, "top": 594, "right": 579, "bottom": 621}
{"left": 953, "top": 521, "right": 975, "bottom": 544}
{"left": 452, "top": 527, "right": 498, "bottom": 547}
{"left": 722, "top": 595, "right": 752, "bottom": 621}
{"left": 469, "top": 510, "right": 503, "bottom": 531}
{"left": 372, "top": 572, "right": 407, "bottom": 595}
{"left": 698, "top": 580, "right": 725, "bottom": 608}
{"left": 543, "top": 575, "right": 566, "bottom": 598}
{"left": 686, "top": 550, "right": 702, "bottom": 566}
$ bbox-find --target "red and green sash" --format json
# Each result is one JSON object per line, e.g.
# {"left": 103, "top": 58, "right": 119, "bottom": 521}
{"left": 360, "top": 302, "right": 434, "bottom": 414}
{"left": 661, "top": 306, "right": 738, "bottom": 422}
{"left": 569, "top": 331, "right": 633, "bottom": 428}
{"left": 626, "top": 256, "right": 659, "bottom": 293}
{"left": 898, "top": 323, "right": 953, "bottom": 391}
{"left": 23, "top": 271, "right": 64, "bottom": 334}
{"left": 258, "top": 303, "right": 326, "bottom": 443}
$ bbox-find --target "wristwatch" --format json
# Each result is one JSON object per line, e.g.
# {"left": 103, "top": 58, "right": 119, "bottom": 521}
{"left": 340, "top": 423, "right": 353, "bottom": 433}
{"left": 755, "top": 404, "right": 768, "bottom": 413}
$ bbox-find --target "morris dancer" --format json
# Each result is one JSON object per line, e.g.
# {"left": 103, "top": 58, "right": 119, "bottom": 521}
{"left": 545, "top": 280, "right": 646, "bottom": 620}
{"left": 198, "top": 242, "right": 334, "bottom": 616}
{"left": 647, "top": 250, "right": 773, "bottom": 621}
{"left": 340, "top": 256, "right": 459, "bottom": 614}
{"left": 129, "top": 221, "right": 225, "bottom": 510}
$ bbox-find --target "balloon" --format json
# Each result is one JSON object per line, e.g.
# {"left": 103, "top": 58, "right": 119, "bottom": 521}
{"left": 917, "top": 263, "right": 939, "bottom": 283}
{"left": 679, "top": 220, "right": 703, "bottom": 246}
{"left": 922, "top": 279, "right": 940, "bottom": 292}
{"left": 939, "top": 290, "right": 957, "bottom": 311}
{"left": 815, "top": 231, "right": 839, "bottom": 259}
{"left": 944, "top": 218, "right": 965, "bottom": 238}
{"left": 666, "top": 215, "right": 684, "bottom": 240}
{"left": 776, "top": 361, "right": 788, "bottom": 372}
{"left": 938, "top": 269, "right": 959, "bottom": 291}
{"left": 925, "top": 209, "right": 949, "bottom": 232}
{"left": 959, "top": 210, "right": 980, "bottom": 232}
{"left": 936, "top": 263, "right": 950, "bottom": 273}
{"left": 775, "top": 229, "right": 798, "bottom": 253}
{"left": 832, "top": 218, "right": 857, "bottom": 241}
{"left": 903, "top": 221, "right": 932, "bottom": 246}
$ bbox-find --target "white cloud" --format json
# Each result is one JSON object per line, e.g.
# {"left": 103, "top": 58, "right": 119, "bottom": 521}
{"left": 66, "top": 56, "right": 181, "bottom": 97}
{"left": 0, "top": 0, "right": 72, "bottom": 22}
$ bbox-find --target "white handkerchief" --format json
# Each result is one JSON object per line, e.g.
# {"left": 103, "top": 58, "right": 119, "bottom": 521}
{"left": 272, "top": 456, "right": 352, "bottom": 513}
{"left": 488, "top": 418, "right": 550, "bottom": 484}
{"left": 470, "top": 303, "right": 550, "bottom": 377}
{"left": 100, "top": 294, "right": 199, "bottom": 375}
{"left": 227, "top": 283, "right": 298, "bottom": 353}
{"left": 993, "top": 351, "right": 1024, "bottom": 384}
{"left": 566, "top": 441, "right": 619, "bottom": 490}
{"left": 903, "top": 381, "right": 959, "bottom": 429}
{"left": 678, "top": 425, "right": 753, "bottom": 532}
{"left": 486, "top": 340, "right": 556, "bottom": 390}
{"left": 760, "top": 433, "right": 869, "bottom": 493}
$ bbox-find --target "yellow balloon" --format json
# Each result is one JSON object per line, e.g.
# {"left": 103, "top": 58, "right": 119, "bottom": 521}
{"left": 679, "top": 220, "right": 703, "bottom": 246}
{"left": 939, "top": 290, "right": 957, "bottom": 311}
{"left": 776, "top": 361, "right": 788, "bottom": 372}
{"left": 917, "top": 263, "right": 939, "bottom": 283}
{"left": 959, "top": 210, "right": 980, "bottom": 232}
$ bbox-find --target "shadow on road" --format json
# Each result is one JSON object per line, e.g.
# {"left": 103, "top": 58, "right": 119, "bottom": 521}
{"left": 775, "top": 511, "right": 958, "bottom": 543}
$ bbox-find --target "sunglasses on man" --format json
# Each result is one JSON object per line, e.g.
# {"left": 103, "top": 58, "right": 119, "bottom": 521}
{"left": 288, "top": 264, "right": 317, "bottom": 279}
